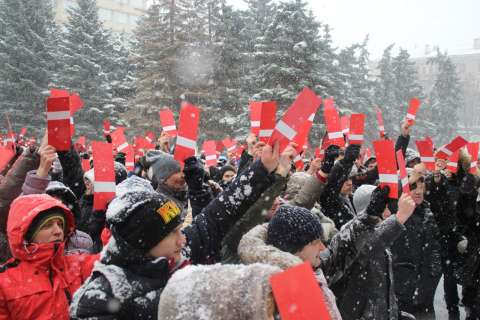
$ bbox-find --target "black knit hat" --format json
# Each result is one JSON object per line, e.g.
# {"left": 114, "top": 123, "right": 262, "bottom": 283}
{"left": 25, "top": 207, "right": 67, "bottom": 243}
{"left": 112, "top": 193, "right": 183, "bottom": 252}
{"left": 266, "top": 205, "right": 323, "bottom": 254}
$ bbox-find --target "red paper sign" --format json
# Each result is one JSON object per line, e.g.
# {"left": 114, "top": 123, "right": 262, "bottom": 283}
{"left": 447, "top": 150, "right": 460, "bottom": 173}
{"left": 373, "top": 140, "right": 398, "bottom": 199}
{"left": 415, "top": 140, "right": 435, "bottom": 171}
{"left": 376, "top": 109, "right": 385, "bottom": 138}
{"left": 340, "top": 115, "right": 350, "bottom": 135}
{"left": 111, "top": 127, "right": 128, "bottom": 153}
{"left": 50, "top": 88, "right": 69, "bottom": 98}
{"left": 103, "top": 119, "right": 111, "bottom": 136}
{"left": 92, "top": 141, "right": 115, "bottom": 211}
{"left": 0, "top": 146, "right": 16, "bottom": 172}
{"left": 270, "top": 263, "right": 332, "bottom": 320}
{"left": 258, "top": 101, "right": 277, "bottom": 143}
{"left": 293, "top": 113, "right": 315, "bottom": 154}
{"left": 19, "top": 127, "right": 27, "bottom": 138}
{"left": 47, "top": 97, "right": 71, "bottom": 151}
{"left": 348, "top": 114, "right": 366, "bottom": 145}
{"left": 323, "top": 98, "right": 345, "bottom": 147}
{"left": 396, "top": 150, "right": 410, "bottom": 195}
{"left": 124, "top": 145, "right": 135, "bottom": 172}
{"left": 467, "top": 142, "right": 479, "bottom": 174}
{"left": 269, "top": 88, "right": 321, "bottom": 152}
{"left": 145, "top": 131, "right": 155, "bottom": 145}
{"left": 174, "top": 102, "right": 200, "bottom": 164}
{"left": 406, "top": 98, "right": 421, "bottom": 124}
{"left": 202, "top": 140, "right": 217, "bottom": 167}
{"left": 249, "top": 101, "right": 262, "bottom": 135}
{"left": 435, "top": 136, "right": 468, "bottom": 160}
{"left": 159, "top": 108, "right": 177, "bottom": 136}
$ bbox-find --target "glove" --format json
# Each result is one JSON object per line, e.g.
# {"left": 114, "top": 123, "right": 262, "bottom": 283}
{"left": 106, "top": 134, "right": 112, "bottom": 144}
{"left": 366, "top": 186, "right": 390, "bottom": 218}
{"left": 320, "top": 145, "right": 340, "bottom": 174}
{"left": 183, "top": 156, "right": 205, "bottom": 190}
{"left": 457, "top": 239, "right": 468, "bottom": 254}
{"left": 343, "top": 144, "right": 361, "bottom": 164}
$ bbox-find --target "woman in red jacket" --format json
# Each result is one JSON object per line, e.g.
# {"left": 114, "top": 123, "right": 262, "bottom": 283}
{"left": 0, "top": 194, "right": 97, "bottom": 320}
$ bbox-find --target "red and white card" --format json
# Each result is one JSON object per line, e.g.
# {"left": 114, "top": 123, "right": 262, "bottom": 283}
{"left": 249, "top": 101, "right": 262, "bottom": 136}
{"left": 340, "top": 115, "right": 350, "bottom": 135}
{"left": 202, "top": 140, "right": 217, "bottom": 167}
{"left": 222, "top": 137, "right": 237, "bottom": 153}
{"left": 270, "top": 262, "right": 332, "bottom": 320}
{"left": 373, "top": 140, "right": 398, "bottom": 199}
{"left": 110, "top": 127, "right": 128, "bottom": 153}
{"left": 435, "top": 136, "right": 468, "bottom": 160}
{"left": 467, "top": 142, "right": 479, "bottom": 174}
{"left": 103, "top": 119, "right": 111, "bottom": 136}
{"left": 258, "top": 101, "right": 277, "bottom": 143}
{"left": 396, "top": 150, "right": 410, "bottom": 195}
{"left": 376, "top": 108, "right": 386, "bottom": 138}
{"left": 174, "top": 102, "right": 200, "bottom": 165}
{"left": 406, "top": 98, "right": 421, "bottom": 124}
{"left": 293, "top": 113, "right": 315, "bottom": 154}
{"left": 159, "top": 107, "right": 177, "bottom": 136}
{"left": 269, "top": 88, "right": 321, "bottom": 152}
{"left": 92, "top": 141, "right": 116, "bottom": 211}
{"left": 415, "top": 140, "right": 435, "bottom": 171}
{"left": 447, "top": 150, "right": 460, "bottom": 173}
{"left": 145, "top": 131, "right": 156, "bottom": 145}
{"left": 323, "top": 98, "right": 345, "bottom": 147}
{"left": 124, "top": 145, "right": 135, "bottom": 172}
{"left": 348, "top": 114, "right": 366, "bottom": 145}
{"left": 47, "top": 96, "right": 72, "bottom": 151}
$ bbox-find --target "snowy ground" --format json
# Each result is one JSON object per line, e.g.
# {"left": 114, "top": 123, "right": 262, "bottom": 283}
{"left": 434, "top": 277, "right": 466, "bottom": 320}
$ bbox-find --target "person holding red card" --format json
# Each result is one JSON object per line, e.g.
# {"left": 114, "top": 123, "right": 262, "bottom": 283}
{"left": 70, "top": 144, "right": 281, "bottom": 319}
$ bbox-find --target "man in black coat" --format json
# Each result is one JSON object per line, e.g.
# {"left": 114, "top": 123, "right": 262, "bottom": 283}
{"left": 69, "top": 144, "right": 280, "bottom": 319}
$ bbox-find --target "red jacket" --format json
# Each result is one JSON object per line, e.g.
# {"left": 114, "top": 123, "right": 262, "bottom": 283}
{"left": 0, "top": 194, "right": 97, "bottom": 320}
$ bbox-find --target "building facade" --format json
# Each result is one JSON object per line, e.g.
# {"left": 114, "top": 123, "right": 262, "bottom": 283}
{"left": 53, "top": 0, "right": 148, "bottom": 33}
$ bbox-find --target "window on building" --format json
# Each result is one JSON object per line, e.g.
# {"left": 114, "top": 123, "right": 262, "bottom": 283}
{"left": 98, "top": 8, "right": 112, "bottom": 22}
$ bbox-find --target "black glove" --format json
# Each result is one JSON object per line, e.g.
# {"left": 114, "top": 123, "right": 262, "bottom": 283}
{"left": 343, "top": 144, "right": 361, "bottom": 164}
{"left": 366, "top": 186, "right": 390, "bottom": 218}
{"left": 183, "top": 156, "right": 205, "bottom": 191}
{"left": 106, "top": 134, "right": 112, "bottom": 144}
{"left": 320, "top": 145, "right": 340, "bottom": 174}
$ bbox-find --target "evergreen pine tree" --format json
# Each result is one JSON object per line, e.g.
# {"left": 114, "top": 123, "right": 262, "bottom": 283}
{"left": 427, "top": 49, "right": 462, "bottom": 143}
{"left": 0, "top": 0, "right": 57, "bottom": 132}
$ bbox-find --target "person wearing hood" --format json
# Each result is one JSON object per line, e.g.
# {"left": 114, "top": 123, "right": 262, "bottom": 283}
{"left": 158, "top": 263, "right": 281, "bottom": 320}
{"left": 69, "top": 144, "right": 279, "bottom": 319}
{"left": 219, "top": 165, "right": 237, "bottom": 189}
{"left": 0, "top": 194, "right": 98, "bottom": 320}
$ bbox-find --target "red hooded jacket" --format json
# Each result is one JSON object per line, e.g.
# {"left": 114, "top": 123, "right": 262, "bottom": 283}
{"left": 0, "top": 194, "right": 97, "bottom": 320}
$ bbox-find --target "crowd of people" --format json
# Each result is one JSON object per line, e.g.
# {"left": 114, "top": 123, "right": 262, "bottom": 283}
{"left": 0, "top": 117, "right": 479, "bottom": 320}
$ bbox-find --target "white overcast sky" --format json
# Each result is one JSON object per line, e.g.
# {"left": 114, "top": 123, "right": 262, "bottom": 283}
{"left": 226, "top": 0, "right": 480, "bottom": 59}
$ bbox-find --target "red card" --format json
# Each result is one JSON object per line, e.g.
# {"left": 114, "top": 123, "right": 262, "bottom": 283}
{"left": 222, "top": 137, "right": 237, "bottom": 153}
{"left": 174, "top": 102, "right": 200, "bottom": 165}
{"left": 268, "top": 88, "right": 321, "bottom": 152}
{"left": 425, "top": 136, "right": 434, "bottom": 150}
{"left": 249, "top": 101, "right": 262, "bottom": 135}
{"left": 340, "top": 115, "right": 350, "bottom": 135}
{"left": 50, "top": 88, "right": 69, "bottom": 97}
{"left": 0, "top": 146, "right": 16, "bottom": 172}
{"left": 258, "top": 101, "right": 277, "bottom": 143}
{"left": 92, "top": 141, "right": 115, "bottom": 211}
{"left": 396, "top": 150, "right": 410, "bottom": 195}
{"left": 47, "top": 97, "right": 72, "bottom": 151}
{"left": 467, "top": 142, "right": 479, "bottom": 174}
{"left": 110, "top": 127, "right": 128, "bottom": 153}
{"left": 159, "top": 107, "right": 177, "bottom": 136}
{"left": 348, "top": 114, "right": 366, "bottom": 145}
{"left": 415, "top": 140, "right": 435, "bottom": 171}
{"left": 323, "top": 98, "right": 345, "bottom": 147}
{"left": 447, "top": 150, "right": 460, "bottom": 173}
{"left": 103, "top": 119, "right": 111, "bottom": 136}
{"left": 81, "top": 158, "right": 91, "bottom": 173}
{"left": 373, "top": 140, "right": 398, "bottom": 199}
{"left": 124, "top": 145, "right": 135, "bottom": 172}
{"left": 376, "top": 109, "right": 385, "bottom": 138}
{"left": 145, "top": 131, "right": 155, "bottom": 145}
{"left": 435, "top": 136, "right": 468, "bottom": 160}
{"left": 19, "top": 127, "right": 27, "bottom": 138}
{"left": 270, "top": 262, "right": 332, "bottom": 320}
{"left": 293, "top": 113, "right": 315, "bottom": 153}
{"left": 406, "top": 98, "right": 421, "bottom": 124}
{"left": 202, "top": 140, "right": 217, "bottom": 167}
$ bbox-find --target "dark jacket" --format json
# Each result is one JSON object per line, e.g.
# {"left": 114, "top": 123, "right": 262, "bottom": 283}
{"left": 320, "top": 160, "right": 356, "bottom": 229}
{"left": 0, "top": 147, "right": 39, "bottom": 262}
{"left": 391, "top": 202, "right": 442, "bottom": 313}
{"left": 70, "top": 160, "right": 275, "bottom": 319}
{"left": 327, "top": 214, "right": 405, "bottom": 320}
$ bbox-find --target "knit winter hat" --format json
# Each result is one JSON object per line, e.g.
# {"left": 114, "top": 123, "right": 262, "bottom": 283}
{"left": 108, "top": 184, "right": 183, "bottom": 252}
{"left": 149, "top": 152, "right": 182, "bottom": 185}
{"left": 267, "top": 205, "right": 324, "bottom": 254}
{"left": 220, "top": 165, "right": 236, "bottom": 179}
{"left": 25, "top": 207, "right": 66, "bottom": 243}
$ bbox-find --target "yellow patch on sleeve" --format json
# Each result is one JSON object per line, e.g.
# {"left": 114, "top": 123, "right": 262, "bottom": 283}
{"left": 156, "top": 200, "right": 181, "bottom": 224}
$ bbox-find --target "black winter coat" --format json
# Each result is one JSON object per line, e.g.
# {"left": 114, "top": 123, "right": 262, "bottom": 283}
{"left": 391, "top": 202, "right": 442, "bottom": 313}
{"left": 70, "top": 160, "right": 275, "bottom": 319}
